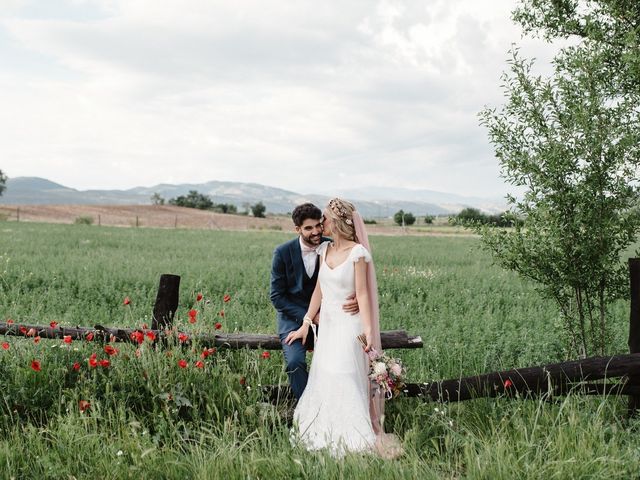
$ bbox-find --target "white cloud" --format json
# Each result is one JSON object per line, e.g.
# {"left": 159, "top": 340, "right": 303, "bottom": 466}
{"left": 0, "top": 0, "right": 562, "bottom": 197}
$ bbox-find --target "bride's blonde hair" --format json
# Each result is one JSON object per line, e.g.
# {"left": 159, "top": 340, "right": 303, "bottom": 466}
{"left": 326, "top": 198, "right": 359, "bottom": 243}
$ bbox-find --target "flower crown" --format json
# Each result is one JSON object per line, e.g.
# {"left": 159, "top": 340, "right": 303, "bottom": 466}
{"left": 328, "top": 199, "right": 353, "bottom": 225}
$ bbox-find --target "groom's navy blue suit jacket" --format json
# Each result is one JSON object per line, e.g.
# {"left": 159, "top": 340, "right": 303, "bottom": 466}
{"left": 270, "top": 236, "right": 329, "bottom": 336}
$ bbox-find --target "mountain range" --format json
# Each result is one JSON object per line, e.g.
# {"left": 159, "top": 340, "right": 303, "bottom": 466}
{"left": 0, "top": 177, "right": 507, "bottom": 218}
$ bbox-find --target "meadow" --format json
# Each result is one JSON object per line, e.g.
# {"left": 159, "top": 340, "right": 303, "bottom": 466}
{"left": 0, "top": 222, "right": 639, "bottom": 479}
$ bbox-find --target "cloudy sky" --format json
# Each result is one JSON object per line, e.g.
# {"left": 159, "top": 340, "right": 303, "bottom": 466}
{"left": 0, "top": 0, "right": 560, "bottom": 198}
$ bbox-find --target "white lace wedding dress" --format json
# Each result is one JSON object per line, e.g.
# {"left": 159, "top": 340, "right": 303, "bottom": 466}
{"left": 292, "top": 241, "right": 376, "bottom": 457}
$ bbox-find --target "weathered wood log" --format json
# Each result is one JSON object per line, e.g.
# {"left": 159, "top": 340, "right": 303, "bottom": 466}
{"left": 261, "top": 353, "right": 640, "bottom": 403}
{"left": 0, "top": 323, "right": 422, "bottom": 350}
{"left": 152, "top": 274, "right": 181, "bottom": 330}
{"left": 628, "top": 258, "right": 640, "bottom": 416}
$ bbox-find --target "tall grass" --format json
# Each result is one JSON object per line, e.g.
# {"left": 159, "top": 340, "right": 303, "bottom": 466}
{"left": 0, "top": 222, "right": 638, "bottom": 479}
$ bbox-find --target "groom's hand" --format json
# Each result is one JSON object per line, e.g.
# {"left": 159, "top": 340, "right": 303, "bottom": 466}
{"left": 284, "top": 326, "right": 308, "bottom": 346}
{"left": 342, "top": 293, "right": 359, "bottom": 315}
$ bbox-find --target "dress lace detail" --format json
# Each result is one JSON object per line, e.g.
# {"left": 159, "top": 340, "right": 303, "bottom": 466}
{"left": 291, "top": 241, "right": 376, "bottom": 457}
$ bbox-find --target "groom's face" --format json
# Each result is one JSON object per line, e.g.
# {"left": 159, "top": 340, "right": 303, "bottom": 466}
{"left": 296, "top": 217, "right": 323, "bottom": 247}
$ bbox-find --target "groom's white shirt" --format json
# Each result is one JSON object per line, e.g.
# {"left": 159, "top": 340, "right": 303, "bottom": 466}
{"left": 299, "top": 237, "right": 319, "bottom": 278}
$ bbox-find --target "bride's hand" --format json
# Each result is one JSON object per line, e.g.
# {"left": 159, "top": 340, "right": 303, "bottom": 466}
{"left": 284, "top": 325, "right": 308, "bottom": 346}
{"left": 364, "top": 330, "right": 373, "bottom": 352}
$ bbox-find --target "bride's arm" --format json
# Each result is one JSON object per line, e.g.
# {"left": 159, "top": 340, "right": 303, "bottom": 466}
{"left": 284, "top": 282, "right": 322, "bottom": 346}
{"left": 354, "top": 258, "right": 373, "bottom": 351}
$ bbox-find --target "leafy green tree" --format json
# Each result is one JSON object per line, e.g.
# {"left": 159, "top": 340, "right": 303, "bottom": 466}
{"left": 251, "top": 201, "right": 266, "bottom": 218}
{"left": 150, "top": 192, "right": 165, "bottom": 205}
{"left": 0, "top": 169, "right": 7, "bottom": 196}
{"left": 424, "top": 215, "right": 435, "bottom": 225}
{"left": 168, "top": 190, "right": 214, "bottom": 210}
{"left": 213, "top": 203, "right": 238, "bottom": 214}
{"left": 478, "top": 45, "right": 640, "bottom": 357}
{"left": 393, "top": 210, "right": 415, "bottom": 226}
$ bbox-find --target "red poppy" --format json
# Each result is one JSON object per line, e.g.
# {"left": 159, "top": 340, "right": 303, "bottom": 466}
{"left": 72, "top": 362, "right": 81, "bottom": 371}
{"left": 79, "top": 400, "right": 91, "bottom": 412}
{"left": 1, "top": 342, "right": 9, "bottom": 350}
{"left": 6, "top": 319, "right": 13, "bottom": 325}
{"left": 178, "top": 333, "right": 189, "bottom": 343}
{"left": 104, "top": 345, "right": 118, "bottom": 356}
{"left": 196, "top": 293, "right": 203, "bottom": 302}
{"left": 123, "top": 296, "right": 131, "bottom": 305}
{"left": 99, "top": 359, "right": 110, "bottom": 368}
{"left": 146, "top": 331, "right": 156, "bottom": 341}
{"left": 218, "top": 310, "right": 225, "bottom": 317}
{"left": 504, "top": 379, "right": 513, "bottom": 389}
{"left": 130, "top": 331, "right": 144, "bottom": 345}
{"left": 195, "top": 360, "right": 204, "bottom": 369}
{"left": 34, "top": 336, "right": 41, "bottom": 344}
{"left": 223, "top": 294, "right": 231, "bottom": 303}
{"left": 88, "top": 353, "right": 98, "bottom": 368}
{"left": 201, "top": 347, "right": 217, "bottom": 359}
{"left": 49, "top": 321, "right": 58, "bottom": 328}
{"left": 188, "top": 309, "right": 197, "bottom": 324}
{"left": 178, "top": 359, "right": 188, "bottom": 368}
{"left": 19, "top": 326, "right": 27, "bottom": 334}
{"left": 214, "top": 322, "right": 222, "bottom": 330}
{"left": 63, "top": 335, "right": 73, "bottom": 345}
{"left": 85, "top": 332, "right": 94, "bottom": 341}
{"left": 239, "top": 377, "right": 246, "bottom": 386}
{"left": 261, "top": 351, "right": 270, "bottom": 360}
{"left": 31, "top": 360, "right": 41, "bottom": 372}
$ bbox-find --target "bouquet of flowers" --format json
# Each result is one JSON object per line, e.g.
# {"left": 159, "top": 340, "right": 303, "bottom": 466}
{"left": 357, "top": 333, "right": 406, "bottom": 399}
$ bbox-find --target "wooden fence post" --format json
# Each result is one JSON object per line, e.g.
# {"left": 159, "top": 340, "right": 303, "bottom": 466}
{"left": 16, "top": 207, "right": 19, "bottom": 222}
{"left": 151, "top": 274, "right": 180, "bottom": 330}
{"left": 628, "top": 258, "right": 640, "bottom": 416}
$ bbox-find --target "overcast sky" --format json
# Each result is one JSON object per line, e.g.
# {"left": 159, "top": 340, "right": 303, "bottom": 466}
{"left": 0, "top": 0, "right": 560, "bottom": 197}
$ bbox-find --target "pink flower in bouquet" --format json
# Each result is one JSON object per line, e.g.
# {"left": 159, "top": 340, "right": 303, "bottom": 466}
{"left": 391, "top": 363, "right": 403, "bottom": 376}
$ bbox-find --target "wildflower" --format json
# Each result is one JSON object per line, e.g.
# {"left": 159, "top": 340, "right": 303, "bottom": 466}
{"left": 123, "top": 297, "right": 131, "bottom": 305}
{"left": 99, "top": 359, "right": 110, "bottom": 368}
{"left": 49, "top": 321, "right": 58, "bottom": 328}
{"left": 88, "top": 353, "right": 98, "bottom": 368}
{"left": 130, "top": 331, "right": 144, "bottom": 345}
{"left": 195, "top": 360, "right": 204, "bottom": 369}
{"left": 223, "top": 294, "right": 231, "bottom": 303}
{"left": 201, "top": 347, "right": 216, "bottom": 358}
{"left": 72, "top": 362, "right": 81, "bottom": 371}
{"left": 504, "top": 379, "right": 513, "bottom": 389}
{"left": 239, "top": 377, "right": 246, "bottom": 386}
{"left": 19, "top": 326, "right": 27, "bottom": 334}
{"left": 178, "top": 359, "right": 188, "bottom": 368}
{"left": 85, "top": 332, "right": 94, "bottom": 341}
{"left": 31, "top": 360, "right": 41, "bottom": 372}
{"left": 145, "top": 331, "right": 156, "bottom": 342}
{"left": 178, "top": 333, "right": 189, "bottom": 343}
{"left": 188, "top": 309, "right": 197, "bottom": 324}
{"left": 104, "top": 345, "right": 118, "bottom": 356}
{"left": 34, "top": 336, "right": 41, "bottom": 344}
{"left": 6, "top": 319, "right": 13, "bottom": 325}
{"left": 142, "top": 323, "right": 148, "bottom": 329}
{"left": 63, "top": 335, "right": 73, "bottom": 345}
{"left": 261, "top": 351, "right": 270, "bottom": 360}
{"left": 218, "top": 310, "right": 225, "bottom": 317}
{"left": 214, "top": 322, "right": 222, "bottom": 330}
{"left": 1, "top": 342, "right": 9, "bottom": 350}
{"left": 79, "top": 400, "right": 91, "bottom": 412}
{"left": 196, "top": 293, "right": 203, "bottom": 302}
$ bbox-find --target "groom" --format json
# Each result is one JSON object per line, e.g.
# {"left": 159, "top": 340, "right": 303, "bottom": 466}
{"left": 270, "top": 202, "right": 358, "bottom": 401}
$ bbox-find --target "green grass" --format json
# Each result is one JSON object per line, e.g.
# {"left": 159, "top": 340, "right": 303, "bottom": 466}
{"left": 0, "top": 222, "right": 638, "bottom": 479}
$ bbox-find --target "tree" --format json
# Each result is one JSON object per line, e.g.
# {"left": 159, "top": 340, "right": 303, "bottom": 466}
{"left": 251, "top": 201, "right": 266, "bottom": 218}
{"left": 150, "top": 192, "right": 165, "bottom": 205}
{"left": 393, "top": 210, "right": 415, "bottom": 226}
{"left": 478, "top": 45, "right": 640, "bottom": 357}
{"left": 424, "top": 215, "right": 435, "bottom": 225}
{"left": 0, "top": 169, "right": 7, "bottom": 196}
{"left": 168, "top": 190, "right": 214, "bottom": 210}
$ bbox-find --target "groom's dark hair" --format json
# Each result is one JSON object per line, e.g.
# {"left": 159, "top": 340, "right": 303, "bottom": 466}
{"left": 292, "top": 203, "right": 322, "bottom": 227}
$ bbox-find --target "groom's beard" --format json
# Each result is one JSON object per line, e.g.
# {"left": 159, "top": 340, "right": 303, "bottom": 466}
{"left": 301, "top": 232, "right": 322, "bottom": 246}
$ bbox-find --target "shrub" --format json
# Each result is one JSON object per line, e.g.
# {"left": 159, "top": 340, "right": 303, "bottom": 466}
{"left": 74, "top": 216, "right": 94, "bottom": 225}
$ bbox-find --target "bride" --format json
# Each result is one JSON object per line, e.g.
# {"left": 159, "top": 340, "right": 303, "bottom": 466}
{"left": 285, "top": 198, "right": 401, "bottom": 458}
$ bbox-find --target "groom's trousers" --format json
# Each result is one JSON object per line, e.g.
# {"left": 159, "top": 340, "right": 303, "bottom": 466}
{"left": 279, "top": 331, "right": 316, "bottom": 401}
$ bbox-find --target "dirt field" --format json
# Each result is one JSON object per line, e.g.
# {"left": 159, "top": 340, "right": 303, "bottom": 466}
{"left": 0, "top": 204, "right": 473, "bottom": 236}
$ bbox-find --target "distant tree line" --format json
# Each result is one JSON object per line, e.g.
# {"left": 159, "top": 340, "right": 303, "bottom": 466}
{"left": 0, "top": 169, "right": 7, "bottom": 197}
{"left": 450, "top": 208, "right": 518, "bottom": 228}
{"left": 152, "top": 190, "right": 266, "bottom": 217}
